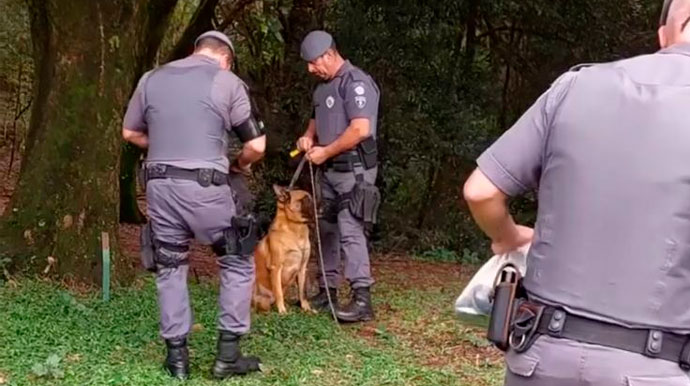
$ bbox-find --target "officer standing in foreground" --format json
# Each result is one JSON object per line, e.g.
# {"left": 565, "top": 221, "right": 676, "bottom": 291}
{"left": 296, "top": 30, "right": 381, "bottom": 323}
{"left": 463, "top": 1, "right": 690, "bottom": 384}
{"left": 122, "top": 31, "right": 265, "bottom": 379}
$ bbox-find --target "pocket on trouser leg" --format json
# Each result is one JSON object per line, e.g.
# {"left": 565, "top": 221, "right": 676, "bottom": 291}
{"left": 626, "top": 375, "right": 690, "bottom": 386}
{"left": 505, "top": 352, "right": 539, "bottom": 378}
{"left": 344, "top": 181, "right": 380, "bottom": 235}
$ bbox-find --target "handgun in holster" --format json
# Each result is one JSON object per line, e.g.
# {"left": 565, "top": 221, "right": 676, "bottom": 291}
{"left": 487, "top": 263, "right": 525, "bottom": 351}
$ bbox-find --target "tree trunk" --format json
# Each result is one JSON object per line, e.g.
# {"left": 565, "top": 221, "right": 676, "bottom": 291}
{"left": 118, "top": 143, "right": 145, "bottom": 224}
{"left": 0, "top": 0, "right": 177, "bottom": 283}
{"left": 166, "top": 0, "right": 220, "bottom": 62}
{"left": 118, "top": 0, "right": 179, "bottom": 224}
{"left": 463, "top": 0, "right": 480, "bottom": 67}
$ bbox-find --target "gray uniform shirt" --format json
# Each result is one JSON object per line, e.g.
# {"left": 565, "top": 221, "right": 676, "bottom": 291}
{"left": 123, "top": 54, "right": 251, "bottom": 173}
{"left": 313, "top": 60, "right": 380, "bottom": 146}
{"left": 477, "top": 43, "right": 690, "bottom": 333}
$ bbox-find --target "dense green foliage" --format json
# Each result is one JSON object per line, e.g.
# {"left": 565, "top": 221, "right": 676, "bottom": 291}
{"left": 0, "top": 0, "right": 663, "bottom": 268}
{"left": 231, "top": 0, "right": 660, "bottom": 255}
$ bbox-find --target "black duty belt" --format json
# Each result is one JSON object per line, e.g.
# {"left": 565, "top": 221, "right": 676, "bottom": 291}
{"left": 324, "top": 152, "right": 362, "bottom": 172}
{"left": 510, "top": 301, "right": 690, "bottom": 369}
{"left": 145, "top": 164, "right": 229, "bottom": 187}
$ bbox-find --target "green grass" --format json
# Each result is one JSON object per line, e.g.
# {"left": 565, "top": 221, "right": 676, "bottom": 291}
{"left": 0, "top": 271, "right": 504, "bottom": 385}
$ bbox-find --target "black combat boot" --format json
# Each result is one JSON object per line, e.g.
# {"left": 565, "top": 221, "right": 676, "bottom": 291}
{"left": 335, "top": 287, "right": 374, "bottom": 323}
{"left": 164, "top": 337, "right": 189, "bottom": 379}
{"left": 212, "top": 331, "right": 261, "bottom": 379}
{"left": 308, "top": 287, "right": 338, "bottom": 312}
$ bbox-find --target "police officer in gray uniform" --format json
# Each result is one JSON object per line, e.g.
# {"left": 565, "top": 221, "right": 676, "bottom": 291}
{"left": 297, "top": 30, "right": 381, "bottom": 323}
{"left": 122, "top": 31, "right": 265, "bottom": 380}
{"left": 464, "top": 1, "right": 690, "bottom": 384}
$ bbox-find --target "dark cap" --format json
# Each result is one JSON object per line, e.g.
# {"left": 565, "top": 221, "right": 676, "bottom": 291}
{"left": 661, "top": 0, "right": 674, "bottom": 25}
{"left": 194, "top": 30, "right": 235, "bottom": 55}
{"left": 300, "top": 30, "right": 334, "bottom": 61}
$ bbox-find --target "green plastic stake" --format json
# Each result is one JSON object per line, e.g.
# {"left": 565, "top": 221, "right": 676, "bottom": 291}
{"left": 101, "top": 232, "right": 110, "bottom": 302}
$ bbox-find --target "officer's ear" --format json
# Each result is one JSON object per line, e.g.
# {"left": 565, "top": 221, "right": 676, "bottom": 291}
{"left": 659, "top": 25, "right": 669, "bottom": 48}
{"left": 273, "top": 184, "right": 290, "bottom": 203}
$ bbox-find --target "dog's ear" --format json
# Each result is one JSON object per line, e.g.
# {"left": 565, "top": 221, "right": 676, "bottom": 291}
{"left": 272, "top": 184, "right": 290, "bottom": 202}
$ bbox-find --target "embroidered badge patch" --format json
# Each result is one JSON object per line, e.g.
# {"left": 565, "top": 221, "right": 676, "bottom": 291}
{"left": 355, "top": 96, "right": 367, "bottom": 109}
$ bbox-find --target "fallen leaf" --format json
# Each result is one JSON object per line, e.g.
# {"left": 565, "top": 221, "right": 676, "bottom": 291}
{"left": 77, "top": 211, "right": 86, "bottom": 231}
{"left": 192, "top": 323, "right": 204, "bottom": 333}
{"left": 311, "top": 369, "right": 323, "bottom": 376}
{"left": 23, "top": 230, "right": 34, "bottom": 245}
{"left": 43, "top": 256, "right": 56, "bottom": 274}
{"left": 66, "top": 354, "right": 82, "bottom": 363}
{"left": 62, "top": 215, "right": 73, "bottom": 229}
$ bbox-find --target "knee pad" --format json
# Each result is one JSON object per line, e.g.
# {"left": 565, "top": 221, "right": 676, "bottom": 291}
{"left": 212, "top": 215, "right": 258, "bottom": 257}
{"left": 155, "top": 242, "right": 190, "bottom": 269}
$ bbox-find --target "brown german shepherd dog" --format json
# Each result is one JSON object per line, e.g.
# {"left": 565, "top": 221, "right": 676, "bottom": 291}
{"left": 252, "top": 185, "right": 314, "bottom": 314}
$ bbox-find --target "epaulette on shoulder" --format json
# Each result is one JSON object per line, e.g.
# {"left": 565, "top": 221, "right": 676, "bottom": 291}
{"left": 568, "top": 63, "right": 596, "bottom": 72}
{"left": 345, "top": 66, "right": 369, "bottom": 83}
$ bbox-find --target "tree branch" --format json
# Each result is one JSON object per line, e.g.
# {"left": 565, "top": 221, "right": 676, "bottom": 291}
{"left": 217, "top": 0, "right": 256, "bottom": 32}
{"left": 167, "top": 0, "right": 221, "bottom": 62}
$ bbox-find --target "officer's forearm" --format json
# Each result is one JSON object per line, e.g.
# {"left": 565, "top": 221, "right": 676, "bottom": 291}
{"left": 468, "top": 198, "right": 519, "bottom": 244}
{"left": 303, "top": 119, "right": 316, "bottom": 139}
{"left": 122, "top": 128, "right": 149, "bottom": 149}
{"left": 464, "top": 168, "right": 518, "bottom": 243}
{"left": 323, "top": 118, "right": 370, "bottom": 158}
{"left": 237, "top": 135, "right": 266, "bottom": 168}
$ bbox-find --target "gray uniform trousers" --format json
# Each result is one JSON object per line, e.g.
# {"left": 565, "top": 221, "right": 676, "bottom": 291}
{"left": 316, "top": 165, "right": 376, "bottom": 290}
{"left": 504, "top": 335, "right": 690, "bottom": 386}
{"left": 146, "top": 178, "right": 254, "bottom": 340}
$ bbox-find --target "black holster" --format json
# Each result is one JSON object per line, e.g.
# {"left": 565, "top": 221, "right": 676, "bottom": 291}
{"left": 357, "top": 136, "right": 377, "bottom": 170}
{"left": 140, "top": 222, "right": 157, "bottom": 273}
{"left": 137, "top": 163, "right": 147, "bottom": 192}
{"left": 232, "top": 215, "right": 258, "bottom": 256}
{"left": 487, "top": 263, "right": 525, "bottom": 351}
{"left": 212, "top": 215, "right": 259, "bottom": 257}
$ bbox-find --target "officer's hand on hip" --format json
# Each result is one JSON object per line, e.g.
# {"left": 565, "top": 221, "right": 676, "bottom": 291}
{"left": 491, "top": 225, "right": 534, "bottom": 255}
{"left": 306, "top": 146, "right": 329, "bottom": 165}
{"left": 297, "top": 136, "right": 314, "bottom": 152}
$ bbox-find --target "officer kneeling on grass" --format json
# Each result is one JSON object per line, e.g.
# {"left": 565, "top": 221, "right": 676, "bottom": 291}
{"left": 122, "top": 31, "right": 265, "bottom": 380}
{"left": 464, "top": 1, "right": 690, "bottom": 384}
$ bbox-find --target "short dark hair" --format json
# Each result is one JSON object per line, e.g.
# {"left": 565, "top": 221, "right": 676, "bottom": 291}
{"left": 195, "top": 37, "right": 232, "bottom": 58}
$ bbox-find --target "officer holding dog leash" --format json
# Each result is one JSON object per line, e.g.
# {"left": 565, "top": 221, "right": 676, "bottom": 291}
{"left": 122, "top": 31, "right": 265, "bottom": 380}
{"left": 463, "top": 1, "right": 690, "bottom": 384}
{"left": 297, "top": 30, "right": 381, "bottom": 323}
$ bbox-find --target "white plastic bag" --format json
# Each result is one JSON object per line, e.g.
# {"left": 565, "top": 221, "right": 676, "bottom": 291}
{"left": 454, "top": 243, "right": 530, "bottom": 319}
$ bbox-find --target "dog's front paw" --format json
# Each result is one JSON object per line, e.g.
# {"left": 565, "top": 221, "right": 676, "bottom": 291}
{"left": 301, "top": 301, "right": 315, "bottom": 314}
{"left": 277, "top": 305, "right": 288, "bottom": 315}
